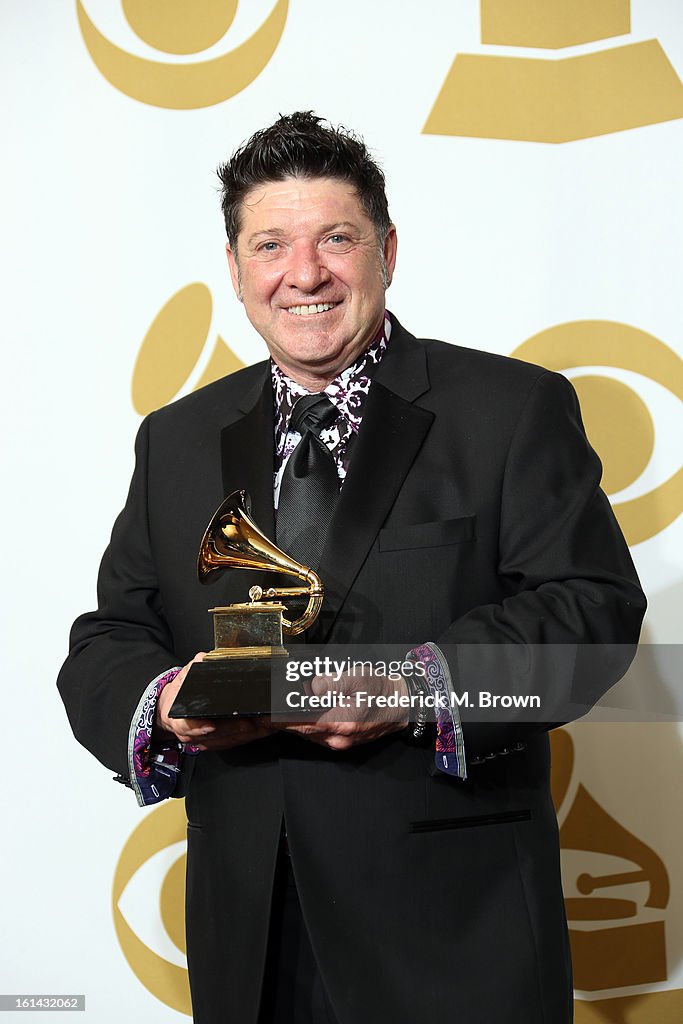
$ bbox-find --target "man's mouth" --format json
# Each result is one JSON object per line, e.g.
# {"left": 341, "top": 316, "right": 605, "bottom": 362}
{"left": 286, "top": 302, "right": 339, "bottom": 317}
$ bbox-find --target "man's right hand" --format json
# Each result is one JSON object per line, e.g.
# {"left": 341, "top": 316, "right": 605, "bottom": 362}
{"left": 154, "top": 653, "right": 274, "bottom": 750}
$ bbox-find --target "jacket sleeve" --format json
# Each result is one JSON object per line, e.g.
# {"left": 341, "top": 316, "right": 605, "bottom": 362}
{"left": 57, "top": 415, "right": 177, "bottom": 778}
{"left": 436, "top": 370, "right": 647, "bottom": 754}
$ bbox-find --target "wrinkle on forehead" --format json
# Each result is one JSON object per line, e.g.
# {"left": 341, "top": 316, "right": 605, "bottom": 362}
{"left": 238, "top": 177, "right": 362, "bottom": 232}
{"left": 244, "top": 175, "right": 358, "bottom": 205}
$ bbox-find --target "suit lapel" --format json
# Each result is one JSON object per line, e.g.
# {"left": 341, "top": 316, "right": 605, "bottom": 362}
{"left": 312, "top": 319, "right": 434, "bottom": 640}
{"left": 220, "top": 366, "right": 276, "bottom": 540}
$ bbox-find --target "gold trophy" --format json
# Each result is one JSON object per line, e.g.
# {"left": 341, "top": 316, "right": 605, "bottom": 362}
{"left": 169, "top": 489, "right": 324, "bottom": 718}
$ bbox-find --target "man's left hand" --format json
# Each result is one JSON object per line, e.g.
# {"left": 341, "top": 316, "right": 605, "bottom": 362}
{"left": 270, "top": 670, "right": 410, "bottom": 750}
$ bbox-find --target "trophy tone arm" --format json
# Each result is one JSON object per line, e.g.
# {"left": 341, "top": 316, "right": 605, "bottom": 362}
{"left": 248, "top": 572, "right": 324, "bottom": 636}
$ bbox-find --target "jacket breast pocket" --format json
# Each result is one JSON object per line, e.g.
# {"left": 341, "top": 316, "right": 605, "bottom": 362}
{"left": 378, "top": 515, "right": 476, "bottom": 552}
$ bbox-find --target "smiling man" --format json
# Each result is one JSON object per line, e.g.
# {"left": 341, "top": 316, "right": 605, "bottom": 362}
{"left": 58, "top": 112, "right": 645, "bottom": 1024}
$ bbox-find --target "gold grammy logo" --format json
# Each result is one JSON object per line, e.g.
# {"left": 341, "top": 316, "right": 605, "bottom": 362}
{"left": 550, "top": 729, "right": 677, "bottom": 1018}
{"left": 131, "top": 283, "right": 244, "bottom": 415}
{"left": 424, "top": 0, "right": 683, "bottom": 142}
{"left": 511, "top": 321, "right": 683, "bottom": 546}
{"left": 76, "top": 0, "right": 288, "bottom": 109}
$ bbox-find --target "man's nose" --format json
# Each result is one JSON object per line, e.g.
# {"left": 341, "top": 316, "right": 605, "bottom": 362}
{"left": 284, "top": 241, "right": 331, "bottom": 293}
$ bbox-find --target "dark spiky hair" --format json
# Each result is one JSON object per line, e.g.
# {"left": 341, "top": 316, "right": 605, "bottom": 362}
{"left": 217, "top": 111, "right": 391, "bottom": 249}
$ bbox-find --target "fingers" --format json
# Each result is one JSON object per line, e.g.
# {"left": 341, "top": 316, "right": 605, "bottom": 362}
{"left": 173, "top": 651, "right": 207, "bottom": 687}
{"left": 271, "top": 718, "right": 401, "bottom": 751}
{"left": 309, "top": 673, "right": 357, "bottom": 697}
{"left": 309, "top": 675, "right": 328, "bottom": 697}
{"left": 155, "top": 653, "right": 208, "bottom": 740}
{"left": 193, "top": 717, "right": 273, "bottom": 751}
{"left": 172, "top": 717, "right": 216, "bottom": 745}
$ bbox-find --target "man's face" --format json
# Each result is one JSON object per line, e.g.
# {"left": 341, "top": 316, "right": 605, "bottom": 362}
{"left": 226, "top": 176, "right": 397, "bottom": 388}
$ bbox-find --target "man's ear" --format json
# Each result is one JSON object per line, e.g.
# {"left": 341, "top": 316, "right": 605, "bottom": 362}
{"left": 226, "top": 243, "right": 242, "bottom": 301}
{"left": 383, "top": 224, "right": 398, "bottom": 287}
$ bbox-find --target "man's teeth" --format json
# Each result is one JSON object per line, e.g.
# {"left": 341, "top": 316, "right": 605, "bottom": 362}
{"left": 287, "top": 303, "right": 336, "bottom": 316}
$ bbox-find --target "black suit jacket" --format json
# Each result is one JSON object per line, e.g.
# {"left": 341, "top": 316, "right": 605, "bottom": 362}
{"left": 58, "top": 316, "right": 645, "bottom": 1024}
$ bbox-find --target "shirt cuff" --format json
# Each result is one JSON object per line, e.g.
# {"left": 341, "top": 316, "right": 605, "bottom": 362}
{"left": 405, "top": 642, "right": 467, "bottom": 780}
{"left": 127, "top": 667, "right": 200, "bottom": 807}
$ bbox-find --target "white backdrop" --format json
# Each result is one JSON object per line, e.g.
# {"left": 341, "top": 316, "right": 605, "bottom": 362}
{"left": 2, "top": 2, "right": 682, "bottom": 1021}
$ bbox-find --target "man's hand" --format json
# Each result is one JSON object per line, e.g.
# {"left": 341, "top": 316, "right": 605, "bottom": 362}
{"left": 155, "top": 653, "right": 274, "bottom": 751}
{"left": 270, "top": 669, "right": 410, "bottom": 751}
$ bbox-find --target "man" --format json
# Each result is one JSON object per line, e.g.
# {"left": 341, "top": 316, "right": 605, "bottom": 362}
{"left": 58, "top": 112, "right": 646, "bottom": 1023}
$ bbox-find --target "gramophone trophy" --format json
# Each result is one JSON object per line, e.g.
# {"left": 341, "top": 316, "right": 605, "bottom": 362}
{"left": 169, "top": 489, "right": 323, "bottom": 718}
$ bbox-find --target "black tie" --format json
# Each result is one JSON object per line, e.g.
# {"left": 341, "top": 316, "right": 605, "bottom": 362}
{"left": 276, "top": 394, "right": 339, "bottom": 569}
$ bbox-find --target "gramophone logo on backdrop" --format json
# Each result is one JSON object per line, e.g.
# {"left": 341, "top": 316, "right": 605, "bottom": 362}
{"left": 550, "top": 729, "right": 672, "bottom": 1007}
{"left": 424, "top": 0, "right": 683, "bottom": 141}
{"left": 76, "top": 0, "right": 288, "bottom": 108}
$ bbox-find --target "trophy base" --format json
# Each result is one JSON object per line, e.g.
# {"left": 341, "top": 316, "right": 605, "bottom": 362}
{"left": 204, "top": 645, "right": 288, "bottom": 661}
{"left": 168, "top": 657, "right": 288, "bottom": 718}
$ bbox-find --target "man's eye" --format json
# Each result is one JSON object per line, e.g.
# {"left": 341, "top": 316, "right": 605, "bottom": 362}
{"left": 328, "top": 234, "right": 349, "bottom": 244}
{"left": 259, "top": 241, "right": 280, "bottom": 253}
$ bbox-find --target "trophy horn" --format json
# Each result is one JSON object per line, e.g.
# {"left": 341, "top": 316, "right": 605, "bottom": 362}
{"left": 197, "top": 489, "right": 324, "bottom": 636}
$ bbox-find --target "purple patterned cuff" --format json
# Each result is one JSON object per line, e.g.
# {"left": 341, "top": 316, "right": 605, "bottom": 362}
{"left": 406, "top": 643, "right": 467, "bottom": 780}
{"left": 128, "top": 667, "right": 200, "bottom": 807}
